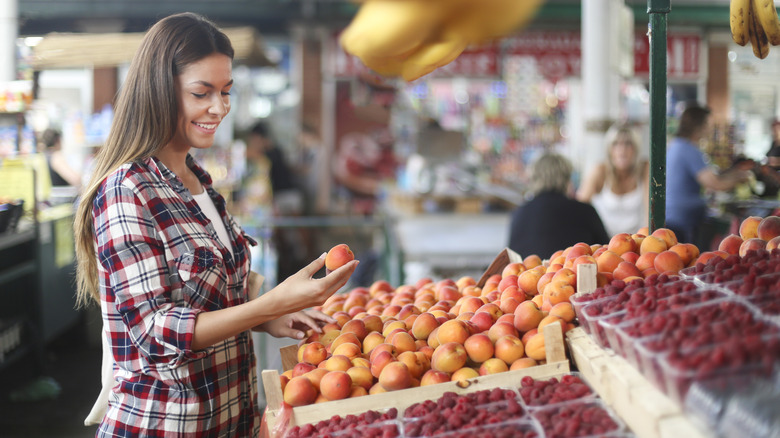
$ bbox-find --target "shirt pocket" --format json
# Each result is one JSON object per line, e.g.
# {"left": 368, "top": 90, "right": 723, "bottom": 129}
{"left": 175, "top": 246, "right": 227, "bottom": 310}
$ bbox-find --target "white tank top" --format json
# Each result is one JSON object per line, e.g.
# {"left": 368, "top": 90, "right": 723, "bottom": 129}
{"left": 591, "top": 182, "right": 646, "bottom": 237}
{"left": 193, "top": 188, "right": 235, "bottom": 258}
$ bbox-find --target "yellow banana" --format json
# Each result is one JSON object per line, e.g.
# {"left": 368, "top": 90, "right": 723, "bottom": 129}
{"left": 401, "top": 34, "right": 468, "bottom": 82}
{"left": 752, "top": 0, "right": 780, "bottom": 45}
{"left": 731, "top": 0, "right": 751, "bottom": 45}
{"left": 340, "top": 0, "right": 445, "bottom": 59}
{"left": 748, "top": 0, "right": 771, "bottom": 59}
{"left": 360, "top": 54, "right": 405, "bottom": 77}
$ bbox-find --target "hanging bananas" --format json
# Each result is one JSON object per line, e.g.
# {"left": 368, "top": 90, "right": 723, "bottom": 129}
{"left": 340, "top": 0, "right": 545, "bottom": 82}
{"left": 732, "top": 0, "right": 780, "bottom": 58}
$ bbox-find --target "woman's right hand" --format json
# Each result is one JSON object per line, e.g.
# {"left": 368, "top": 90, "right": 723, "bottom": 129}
{"left": 273, "top": 253, "right": 358, "bottom": 312}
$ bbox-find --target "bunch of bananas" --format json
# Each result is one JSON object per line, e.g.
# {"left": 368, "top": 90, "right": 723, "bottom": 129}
{"left": 340, "top": 0, "right": 544, "bottom": 82}
{"left": 730, "top": 0, "right": 780, "bottom": 59}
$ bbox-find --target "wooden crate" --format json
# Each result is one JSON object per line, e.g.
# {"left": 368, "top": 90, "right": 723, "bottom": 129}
{"left": 263, "top": 323, "right": 570, "bottom": 437}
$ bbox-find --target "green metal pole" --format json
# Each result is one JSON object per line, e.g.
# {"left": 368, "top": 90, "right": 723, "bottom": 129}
{"left": 647, "top": 0, "right": 670, "bottom": 233}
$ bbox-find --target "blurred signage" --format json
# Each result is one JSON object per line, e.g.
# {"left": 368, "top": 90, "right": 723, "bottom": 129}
{"left": 503, "top": 31, "right": 701, "bottom": 80}
{"left": 633, "top": 32, "right": 701, "bottom": 79}
{"left": 503, "top": 31, "right": 581, "bottom": 81}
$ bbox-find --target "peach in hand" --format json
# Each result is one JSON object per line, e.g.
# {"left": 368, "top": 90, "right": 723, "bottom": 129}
{"left": 325, "top": 244, "right": 355, "bottom": 272}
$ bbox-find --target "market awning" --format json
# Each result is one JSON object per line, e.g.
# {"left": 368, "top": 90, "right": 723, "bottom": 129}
{"left": 30, "top": 26, "right": 276, "bottom": 69}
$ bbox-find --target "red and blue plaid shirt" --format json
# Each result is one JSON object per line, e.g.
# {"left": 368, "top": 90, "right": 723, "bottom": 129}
{"left": 94, "top": 155, "right": 259, "bottom": 437}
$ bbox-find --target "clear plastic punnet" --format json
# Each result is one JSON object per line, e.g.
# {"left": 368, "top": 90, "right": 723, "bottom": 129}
{"left": 684, "top": 374, "right": 776, "bottom": 434}
{"left": 516, "top": 372, "right": 597, "bottom": 410}
{"left": 530, "top": 399, "right": 625, "bottom": 438}
{"left": 719, "top": 377, "right": 780, "bottom": 438}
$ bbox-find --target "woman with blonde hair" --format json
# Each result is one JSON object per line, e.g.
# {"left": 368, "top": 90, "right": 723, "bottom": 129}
{"left": 508, "top": 152, "right": 609, "bottom": 259}
{"left": 74, "top": 13, "right": 357, "bottom": 436}
{"left": 577, "top": 123, "right": 650, "bottom": 236}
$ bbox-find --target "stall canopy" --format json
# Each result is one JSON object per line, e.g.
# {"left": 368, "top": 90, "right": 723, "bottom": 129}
{"left": 30, "top": 26, "right": 276, "bottom": 69}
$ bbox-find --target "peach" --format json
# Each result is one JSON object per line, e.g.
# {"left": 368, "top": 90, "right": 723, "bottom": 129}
{"left": 330, "top": 332, "right": 361, "bottom": 353}
{"left": 403, "top": 314, "right": 419, "bottom": 331}
{"left": 635, "top": 252, "right": 658, "bottom": 273}
{"left": 549, "top": 302, "right": 575, "bottom": 323}
{"left": 543, "top": 280, "right": 576, "bottom": 306}
{"left": 524, "top": 254, "right": 543, "bottom": 268}
{"left": 461, "top": 296, "right": 487, "bottom": 315}
{"left": 340, "top": 319, "right": 368, "bottom": 342}
{"left": 592, "top": 246, "right": 607, "bottom": 258}
{"left": 437, "top": 320, "right": 470, "bottom": 345}
{"left": 479, "top": 357, "right": 509, "bottom": 375}
{"left": 596, "top": 250, "right": 623, "bottom": 273}
{"left": 280, "top": 374, "right": 290, "bottom": 392}
{"left": 382, "top": 320, "right": 406, "bottom": 338}
{"left": 303, "top": 368, "right": 328, "bottom": 391}
{"left": 456, "top": 311, "right": 474, "bottom": 322}
{"left": 283, "top": 375, "right": 318, "bottom": 407}
{"left": 351, "top": 357, "right": 370, "bottom": 369}
{"left": 464, "top": 333, "right": 494, "bottom": 363}
{"left": 531, "top": 294, "right": 544, "bottom": 309}
{"left": 292, "top": 362, "right": 317, "bottom": 378}
{"left": 451, "top": 367, "right": 480, "bottom": 381}
{"left": 391, "top": 331, "right": 417, "bottom": 355}
{"left": 612, "top": 261, "right": 642, "bottom": 281}
{"left": 651, "top": 228, "right": 678, "bottom": 248}
{"left": 525, "top": 333, "right": 546, "bottom": 361}
{"left": 718, "top": 234, "right": 744, "bottom": 256}
{"left": 537, "top": 315, "right": 564, "bottom": 336}
{"left": 654, "top": 250, "right": 685, "bottom": 274}
{"left": 469, "top": 311, "right": 494, "bottom": 333}
{"left": 487, "top": 321, "right": 519, "bottom": 343}
{"left": 369, "top": 350, "right": 396, "bottom": 378}
{"left": 475, "top": 303, "right": 503, "bottom": 321}
{"left": 410, "top": 312, "right": 440, "bottom": 341}
{"left": 369, "top": 280, "right": 393, "bottom": 296}
{"left": 513, "top": 300, "right": 545, "bottom": 333}
{"left": 517, "top": 266, "right": 546, "bottom": 296}
{"left": 669, "top": 243, "right": 699, "bottom": 266}
{"left": 460, "top": 285, "right": 482, "bottom": 297}
{"left": 536, "top": 272, "right": 556, "bottom": 296}
{"left": 346, "top": 366, "right": 374, "bottom": 390}
{"left": 631, "top": 233, "right": 646, "bottom": 249}
{"left": 500, "top": 285, "right": 525, "bottom": 303}
{"left": 325, "top": 244, "right": 354, "bottom": 272}
{"left": 431, "top": 342, "right": 468, "bottom": 373}
{"left": 510, "top": 357, "right": 538, "bottom": 371}
{"left": 494, "top": 334, "right": 525, "bottom": 365}
{"left": 695, "top": 250, "right": 729, "bottom": 265}
{"left": 639, "top": 235, "right": 667, "bottom": 255}
{"left": 320, "top": 370, "right": 353, "bottom": 401}
{"left": 343, "top": 293, "right": 367, "bottom": 313}
{"left": 455, "top": 275, "right": 477, "bottom": 290}
{"left": 621, "top": 251, "right": 640, "bottom": 265}
{"left": 739, "top": 216, "right": 763, "bottom": 240}
{"left": 497, "top": 275, "right": 519, "bottom": 293}
{"left": 397, "top": 303, "right": 420, "bottom": 321}
{"left": 369, "top": 343, "right": 396, "bottom": 364}
{"left": 757, "top": 216, "right": 780, "bottom": 241}
{"left": 369, "top": 382, "right": 387, "bottom": 395}
{"left": 332, "top": 342, "right": 362, "bottom": 360}
{"left": 350, "top": 386, "right": 368, "bottom": 398}
{"left": 362, "top": 331, "right": 385, "bottom": 355}
{"left": 571, "top": 255, "right": 597, "bottom": 272}
{"left": 299, "top": 341, "right": 326, "bottom": 366}
{"left": 501, "top": 262, "right": 527, "bottom": 278}
{"left": 378, "top": 361, "right": 412, "bottom": 391}
{"left": 397, "top": 350, "right": 426, "bottom": 379}
{"left": 767, "top": 236, "right": 780, "bottom": 251}
{"left": 420, "top": 369, "right": 451, "bottom": 386}
{"left": 608, "top": 233, "right": 637, "bottom": 255}
{"left": 324, "top": 354, "right": 353, "bottom": 373}
{"left": 499, "top": 297, "right": 521, "bottom": 315}
{"left": 739, "top": 238, "right": 767, "bottom": 257}
{"left": 427, "top": 327, "right": 441, "bottom": 349}
{"left": 332, "top": 311, "right": 352, "bottom": 327}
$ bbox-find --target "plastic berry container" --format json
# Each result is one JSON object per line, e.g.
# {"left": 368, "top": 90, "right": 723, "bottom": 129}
{"left": 719, "top": 272, "right": 780, "bottom": 299}
{"left": 530, "top": 399, "right": 625, "bottom": 438}
{"left": 331, "top": 420, "right": 402, "bottom": 438}
{"left": 406, "top": 419, "right": 543, "bottom": 438}
{"left": 516, "top": 372, "right": 597, "bottom": 410}
{"left": 659, "top": 334, "right": 780, "bottom": 405}
{"left": 401, "top": 397, "right": 526, "bottom": 437}
{"left": 683, "top": 374, "right": 775, "bottom": 433}
{"left": 719, "top": 379, "right": 780, "bottom": 438}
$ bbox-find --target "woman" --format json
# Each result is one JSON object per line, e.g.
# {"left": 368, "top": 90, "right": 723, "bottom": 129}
{"left": 576, "top": 123, "right": 649, "bottom": 237}
{"left": 508, "top": 152, "right": 609, "bottom": 259}
{"left": 41, "top": 128, "right": 82, "bottom": 190}
{"left": 74, "top": 13, "right": 357, "bottom": 437}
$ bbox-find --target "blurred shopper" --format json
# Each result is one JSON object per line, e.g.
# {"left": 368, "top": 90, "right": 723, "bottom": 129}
{"left": 73, "top": 13, "right": 357, "bottom": 437}
{"left": 577, "top": 123, "right": 649, "bottom": 236}
{"left": 508, "top": 152, "right": 609, "bottom": 259}
{"left": 766, "top": 119, "right": 780, "bottom": 170}
{"left": 666, "top": 104, "right": 752, "bottom": 245}
{"left": 41, "top": 128, "right": 82, "bottom": 190}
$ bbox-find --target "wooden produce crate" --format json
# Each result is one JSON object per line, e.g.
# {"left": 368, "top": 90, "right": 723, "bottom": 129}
{"left": 262, "top": 322, "right": 570, "bottom": 437}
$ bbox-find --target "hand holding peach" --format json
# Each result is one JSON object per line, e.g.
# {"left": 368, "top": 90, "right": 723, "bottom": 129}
{"left": 325, "top": 244, "right": 355, "bottom": 274}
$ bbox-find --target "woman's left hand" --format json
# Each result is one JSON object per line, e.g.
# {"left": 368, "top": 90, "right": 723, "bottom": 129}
{"left": 254, "top": 308, "right": 335, "bottom": 340}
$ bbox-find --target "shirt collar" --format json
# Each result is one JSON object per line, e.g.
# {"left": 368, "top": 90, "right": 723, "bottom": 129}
{"left": 146, "top": 154, "right": 214, "bottom": 187}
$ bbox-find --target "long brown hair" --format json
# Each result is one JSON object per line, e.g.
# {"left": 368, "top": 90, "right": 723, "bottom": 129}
{"left": 74, "top": 13, "right": 234, "bottom": 306}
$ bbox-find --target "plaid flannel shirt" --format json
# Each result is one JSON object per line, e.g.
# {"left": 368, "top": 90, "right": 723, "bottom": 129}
{"left": 94, "top": 155, "right": 259, "bottom": 437}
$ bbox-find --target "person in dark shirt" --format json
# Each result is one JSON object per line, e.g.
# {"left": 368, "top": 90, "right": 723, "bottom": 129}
{"left": 508, "top": 152, "right": 609, "bottom": 260}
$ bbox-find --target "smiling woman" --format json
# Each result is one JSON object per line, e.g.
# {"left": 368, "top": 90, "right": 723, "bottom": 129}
{"left": 72, "top": 12, "right": 358, "bottom": 437}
